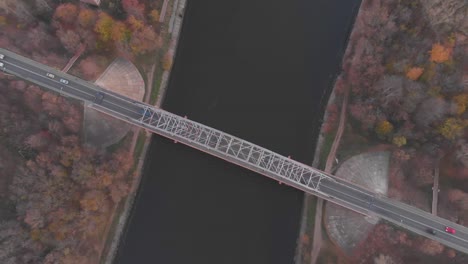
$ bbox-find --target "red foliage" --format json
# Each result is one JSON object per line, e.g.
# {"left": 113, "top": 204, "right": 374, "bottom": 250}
{"left": 54, "top": 3, "right": 78, "bottom": 24}
{"left": 122, "top": 0, "right": 145, "bottom": 19}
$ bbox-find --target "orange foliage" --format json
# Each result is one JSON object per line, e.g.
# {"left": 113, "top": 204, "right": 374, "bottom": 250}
{"left": 127, "top": 15, "right": 144, "bottom": 31}
{"left": 406, "top": 67, "right": 424, "bottom": 80}
{"left": 54, "top": 3, "right": 78, "bottom": 24}
{"left": 429, "top": 43, "right": 452, "bottom": 63}
{"left": 111, "top": 21, "right": 129, "bottom": 42}
{"left": 78, "top": 9, "right": 96, "bottom": 28}
{"left": 149, "top": 9, "right": 160, "bottom": 23}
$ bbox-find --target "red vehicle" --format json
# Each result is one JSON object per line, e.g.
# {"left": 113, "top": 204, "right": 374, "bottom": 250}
{"left": 445, "top": 226, "right": 456, "bottom": 234}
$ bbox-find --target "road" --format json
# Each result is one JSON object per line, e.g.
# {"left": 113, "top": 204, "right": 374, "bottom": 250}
{"left": 1, "top": 47, "right": 467, "bottom": 254}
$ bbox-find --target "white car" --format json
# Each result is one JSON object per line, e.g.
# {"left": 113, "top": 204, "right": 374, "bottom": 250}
{"left": 46, "top": 73, "right": 55, "bottom": 78}
{"left": 0, "top": 54, "right": 4, "bottom": 59}
{"left": 59, "top": 79, "right": 69, "bottom": 84}
{"left": 0, "top": 62, "right": 4, "bottom": 67}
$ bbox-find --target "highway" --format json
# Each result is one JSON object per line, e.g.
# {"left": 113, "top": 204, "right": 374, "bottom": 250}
{"left": 1, "top": 47, "right": 467, "bottom": 254}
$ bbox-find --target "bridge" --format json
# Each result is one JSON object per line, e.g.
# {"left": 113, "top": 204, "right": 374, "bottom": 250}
{"left": 1, "top": 47, "right": 467, "bottom": 254}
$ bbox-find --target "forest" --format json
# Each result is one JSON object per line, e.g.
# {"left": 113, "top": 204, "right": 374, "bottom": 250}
{"left": 0, "top": 0, "right": 167, "bottom": 262}
{"left": 317, "top": 0, "right": 467, "bottom": 263}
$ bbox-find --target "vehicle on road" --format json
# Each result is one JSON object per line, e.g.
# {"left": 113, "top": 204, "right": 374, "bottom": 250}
{"left": 46, "top": 73, "right": 55, "bottom": 78}
{"left": 139, "top": 108, "right": 152, "bottom": 118}
{"left": 445, "top": 227, "right": 456, "bottom": 234}
{"left": 94, "top": 92, "right": 105, "bottom": 104}
{"left": 0, "top": 62, "right": 4, "bottom": 68}
{"left": 427, "top": 228, "right": 437, "bottom": 235}
{"left": 0, "top": 54, "right": 4, "bottom": 59}
{"left": 59, "top": 78, "right": 69, "bottom": 84}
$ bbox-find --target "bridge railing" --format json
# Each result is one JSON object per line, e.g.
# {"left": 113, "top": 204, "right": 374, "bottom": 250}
{"left": 138, "top": 106, "right": 332, "bottom": 195}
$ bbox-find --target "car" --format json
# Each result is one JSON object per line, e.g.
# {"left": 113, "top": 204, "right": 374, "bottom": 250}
{"left": 59, "top": 79, "right": 69, "bottom": 84}
{"left": 427, "top": 228, "right": 436, "bottom": 235}
{"left": 0, "top": 62, "right": 4, "bottom": 68}
{"left": 445, "top": 227, "right": 456, "bottom": 234}
{"left": 0, "top": 54, "right": 4, "bottom": 59}
{"left": 94, "top": 92, "right": 105, "bottom": 104}
{"left": 46, "top": 73, "right": 55, "bottom": 78}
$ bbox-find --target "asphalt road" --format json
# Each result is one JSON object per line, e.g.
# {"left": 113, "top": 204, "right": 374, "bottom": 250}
{"left": 1, "top": 47, "right": 467, "bottom": 254}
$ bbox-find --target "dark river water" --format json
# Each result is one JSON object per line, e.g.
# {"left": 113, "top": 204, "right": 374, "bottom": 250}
{"left": 116, "top": 0, "right": 361, "bottom": 263}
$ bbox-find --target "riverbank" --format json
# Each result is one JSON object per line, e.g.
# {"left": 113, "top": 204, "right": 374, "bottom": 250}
{"left": 100, "top": 0, "right": 187, "bottom": 263}
{"left": 297, "top": 0, "right": 468, "bottom": 262}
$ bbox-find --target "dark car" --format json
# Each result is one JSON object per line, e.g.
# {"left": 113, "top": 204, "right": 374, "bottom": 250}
{"left": 427, "top": 228, "right": 437, "bottom": 235}
{"left": 94, "top": 92, "right": 104, "bottom": 104}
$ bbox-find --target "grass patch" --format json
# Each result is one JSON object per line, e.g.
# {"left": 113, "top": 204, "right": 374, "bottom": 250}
{"left": 133, "top": 130, "right": 146, "bottom": 160}
{"left": 150, "top": 64, "right": 164, "bottom": 105}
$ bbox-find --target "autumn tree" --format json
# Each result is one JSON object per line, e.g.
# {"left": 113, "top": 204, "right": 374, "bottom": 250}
{"left": 375, "top": 120, "right": 393, "bottom": 138}
{"left": 122, "top": 0, "right": 145, "bottom": 19}
{"left": 429, "top": 43, "right": 452, "bottom": 63}
{"left": 392, "top": 136, "right": 406, "bottom": 147}
{"left": 95, "top": 12, "right": 114, "bottom": 42}
{"left": 406, "top": 67, "right": 424, "bottom": 80}
{"left": 111, "top": 21, "right": 130, "bottom": 43}
{"left": 78, "top": 8, "right": 97, "bottom": 29}
{"left": 54, "top": 3, "right": 78, "bottom": 24}
{"left": 418, "top": 238, "right": 444, "bottom": 256}
{"left": 149, "top": 9, "right": 160, "bottom": 23}
{"left": 129, "top": 26, "right": 160, "bottom": 55}
{"left": 56, "top": 28, "right": 81, "bottom": 53}
{"left": 437, "top": 118, "right": 468, "bottom": 140}
{"left": 452, "top": 93, "right": 468, "bottom": 115}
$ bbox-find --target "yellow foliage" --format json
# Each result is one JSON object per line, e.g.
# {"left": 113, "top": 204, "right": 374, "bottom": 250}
{"left": 78, "top": 9, "right": 96, "bottom": 28}
{"left": 429, "top": 43, "right": 452, "bottom": 63}
{"left": 392, "top": 136, "right": 407, "bottom": 147}
{"left": 150, "top": 9, "right": 160, "bottom": 23}
{"left": 128, "top": 15, "right": 143, "bottom": 31}
{"left": 0, "top": 16, "right": 6, "bottom": 26}
{"left": 406, "top": 67, "right": 424, "bottom": 80}
{"left": 453, "top": 94, "right": 468, "bottom": 115}
{"left": 437, "top": 118, "right": 468, "bottom": 140}
{"left": 95, "top": 12, "right": 114, "bottom": 42}
{"left": 375, "top": 120, "right": 394, "bottom": 137}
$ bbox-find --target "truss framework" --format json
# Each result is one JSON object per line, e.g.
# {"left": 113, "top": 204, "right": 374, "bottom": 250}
{"left": 139, "top": 106, "right": 332, "bottom": 195}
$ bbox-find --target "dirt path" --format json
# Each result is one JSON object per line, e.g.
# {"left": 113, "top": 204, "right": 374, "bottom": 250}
{"left": 62, "top": 44, "right": 85, "bottom": 73}
{"left": 310, "top": 86, "right": 350, "bottom": 264}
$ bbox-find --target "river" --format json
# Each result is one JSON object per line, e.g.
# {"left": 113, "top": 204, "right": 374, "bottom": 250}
{"left": 116, "top": 0, "right": 361, "bottom": 263}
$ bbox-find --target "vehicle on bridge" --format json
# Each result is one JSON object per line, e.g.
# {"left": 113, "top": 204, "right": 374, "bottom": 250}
{"left": 46, "top": 73, "right": 55, "bottom": 78}
{"left": 427, "top": 228, "right": 436, "bottom": 235}
{"left": 59, "top": 78, "right": 69, "bottom": 84}
{"left": 445, "top": 226, "right": 456, "bottom": 234}
{"left": 0, "top": 62, "right": 4, "bottom": 68}
{"left": 0, "top": 54, "right": 4, "bottom": 59}
{"left": 94, "top": 92, "right": 105, "bottom": 104}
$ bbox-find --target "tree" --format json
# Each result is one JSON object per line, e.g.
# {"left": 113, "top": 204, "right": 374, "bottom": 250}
{"left": 53, "top": 3, "right": 78, "bottom": 24}
{"left": 437, "top": 118, "right": 468, "bottom": 140}
{"left": 149, "top": 9, "right": 160, "bottom": 23}
{"left": 56, "top": 29, "right": 81, "bottom": 53}
{"left": 80, "top": 190, "right": 110, "bottom": 213}
{"left": 375, "top": 120, "right": 393, "bottom": 138}
{"left": 127, "top": 15, "right": 144, "bottom": 31}
{"left": 414, "top": 98, "right": 448, "bottom": 127}
{"left": 78, "top": 9, "right": 96, "bottom": 29}
{"left": 392, "top": 136, "right": 406, "bottom": 147}
{"left": 130, "top": 26, "right": 159, "bottom": 55}
{"left": 418, "top": 238, "right": 444, "bottom": 256}
{"left": 452, "top": 93, "right": 468, "bottom": 115}
{"left": 406, "top": 67, "right": 424, "bottom": 80}
{"left": 429, "top": 43, "right": 452, "bottom": 63}
{"left": 122, "top": 0, "right": 145, "bottom": 19}
{"left": 94, "top": 12, "right": 114, "bottom": 42}
{"left": 111, "top": 21, "right": 130, "bottom": 43}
